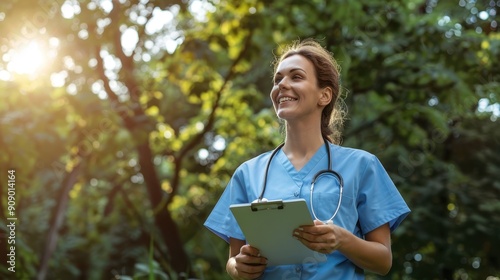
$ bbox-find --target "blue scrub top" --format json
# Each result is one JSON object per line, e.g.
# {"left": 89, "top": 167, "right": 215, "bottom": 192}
{"left": 204, "top": 143, "right": 410, "bottom": 279}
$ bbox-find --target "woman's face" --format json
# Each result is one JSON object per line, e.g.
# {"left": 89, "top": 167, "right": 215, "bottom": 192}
{"left": 270, "top": 54, "right": 326, "bottom": 122}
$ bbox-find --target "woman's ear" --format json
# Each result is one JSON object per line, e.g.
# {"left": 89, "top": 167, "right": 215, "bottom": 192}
{"left": 318, "top": 87, "right": 333, "bottom": 106}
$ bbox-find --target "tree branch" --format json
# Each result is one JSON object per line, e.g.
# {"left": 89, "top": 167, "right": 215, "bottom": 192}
{"left": 110, "top": 0, "right": 143, "bottom": 108}
{"left": 168, "top": 29, "right": 255, "bottom": 205}
{"left": 37, "top": 160, "right": 81, "bottom": 280}
{"left": 94, "top": 45, "right": 137, "bottom": 130}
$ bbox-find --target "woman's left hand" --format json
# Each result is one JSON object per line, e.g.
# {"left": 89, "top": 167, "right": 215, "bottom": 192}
{"left": 292, "top": 220, "right": 346, "bottom": 254}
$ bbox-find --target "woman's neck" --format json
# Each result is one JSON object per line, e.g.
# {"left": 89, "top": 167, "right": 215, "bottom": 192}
{"left": 282, "top": 123, "right": 324, "bottom": 171}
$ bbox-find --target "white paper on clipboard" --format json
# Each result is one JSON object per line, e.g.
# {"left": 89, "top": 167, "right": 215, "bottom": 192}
{"left": 229, "top": 198, "right": 327, "bottom": 266}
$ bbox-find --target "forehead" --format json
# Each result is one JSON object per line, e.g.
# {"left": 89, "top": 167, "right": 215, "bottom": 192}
{"left": 275, "top": 54, "right": 314, "bottom": 75}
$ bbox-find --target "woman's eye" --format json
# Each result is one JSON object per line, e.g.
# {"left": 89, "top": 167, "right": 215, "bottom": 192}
{"left": 274, "top": 77, "right": 282, "bottom": 84}
{"left": 293, "top": 75, "right": 302, "bottom": 80}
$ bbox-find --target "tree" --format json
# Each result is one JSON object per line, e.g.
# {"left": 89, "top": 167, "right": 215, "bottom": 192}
{"left": 0, "top": 0, "right": 498, "bottom": 279}
{"left": 1, "top": 0, "right": 278, "bottom": 278}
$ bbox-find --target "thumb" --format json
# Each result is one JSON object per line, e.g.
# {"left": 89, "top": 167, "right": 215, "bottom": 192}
{"left": 313, "top": 220, "right": 325, "bottom": 226}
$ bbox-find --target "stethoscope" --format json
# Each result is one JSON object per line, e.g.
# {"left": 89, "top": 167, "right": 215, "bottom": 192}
{"left": 258, "top": 139, "right": 344, "bottom": 224}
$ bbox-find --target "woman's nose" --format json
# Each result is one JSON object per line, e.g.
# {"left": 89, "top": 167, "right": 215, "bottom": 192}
{"left": 278, "top": 77, "right": 288, "bottom": 90}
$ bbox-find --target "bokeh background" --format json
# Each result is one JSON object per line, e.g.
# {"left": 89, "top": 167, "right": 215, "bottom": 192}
{"left": 0, "top": 0, "right": 499, "bottom": 279}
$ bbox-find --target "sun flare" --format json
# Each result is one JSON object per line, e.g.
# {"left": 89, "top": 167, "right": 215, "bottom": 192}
{"left": 7, "top": 41, "right": 45, "bottom": 76}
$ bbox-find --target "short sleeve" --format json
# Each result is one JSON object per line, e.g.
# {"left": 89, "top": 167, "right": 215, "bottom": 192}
{"left": 357, "top": 155, "right": 410, "bottom": 234}
{"left": 203, "top": 166, "right": 248, "bottom": 243}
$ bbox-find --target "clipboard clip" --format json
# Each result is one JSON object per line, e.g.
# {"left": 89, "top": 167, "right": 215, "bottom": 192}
{"left": 250, "top": 199, "right": 284, "bottom": 212}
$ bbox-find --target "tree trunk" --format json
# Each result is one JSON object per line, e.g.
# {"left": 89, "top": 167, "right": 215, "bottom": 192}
{"left": 37, "top": 162, "right": 81, "bottom": 280}
{"left": 136, "top": 143, "right": 194, "bottom": 278}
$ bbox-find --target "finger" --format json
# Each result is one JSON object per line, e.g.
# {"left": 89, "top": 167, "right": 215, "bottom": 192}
{"left": 293, "top": 229, "right": 323, "bottom": 244}
{"left": 294, "top": 226, "right": 339, "bottom": 250}
{"left": 235, "top": 252, "right": 268, "bottom": 266}
{"left": 294, "top": 224, "right": 332, "bottom": 240}
{"left": 240, "top": 244, "right": 261, "bottom": 257}
{"left": 297, "top": 223, "right": 331, "bottom": 235}
{"left": 234, "top": 256, "right": 267, "bottom": 278}
{"left": 293, "top": 234, "right": 327, "bottom": 253}
{"left": 236, "top": 268, "right": 265, "bottom": 280}
{"left": 234, "top": 264, "right": 265, "bottom": 280}
{"left": 293, "top": 234, "right": 334, "bottom": 254}
{"left": 237, "top": 262, "right": 267, "bottom": 273}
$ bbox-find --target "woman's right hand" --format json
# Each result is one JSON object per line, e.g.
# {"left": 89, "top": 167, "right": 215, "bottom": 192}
{"left": 227, "top": 242, "right": 268, "bottom": 280}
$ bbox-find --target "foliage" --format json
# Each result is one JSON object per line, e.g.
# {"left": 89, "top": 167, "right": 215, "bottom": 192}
{"left": 0, "top": 0, "right": 499, "bottom": 279}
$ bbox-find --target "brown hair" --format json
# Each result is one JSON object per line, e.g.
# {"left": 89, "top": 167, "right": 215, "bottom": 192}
{"left": 273, "top": 39, "right": 346, "bottom": 144}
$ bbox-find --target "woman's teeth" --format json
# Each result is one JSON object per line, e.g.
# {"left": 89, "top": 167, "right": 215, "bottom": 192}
{"left": 279, "top": 97, "right": 296, "bottom": 104}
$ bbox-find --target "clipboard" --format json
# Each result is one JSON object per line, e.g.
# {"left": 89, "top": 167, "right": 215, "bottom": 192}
{"left": 229, "top": 198, "right": 327, "bottom": 266}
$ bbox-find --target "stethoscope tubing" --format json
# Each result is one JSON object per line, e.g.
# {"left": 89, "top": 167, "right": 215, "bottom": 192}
{"left": 258, "top": 139, "right": 344, "bottom": 223}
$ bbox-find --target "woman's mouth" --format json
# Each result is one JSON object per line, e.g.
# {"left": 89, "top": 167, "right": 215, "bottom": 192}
{"left": 278, "top": 97, "right": 297, "bottom": 104}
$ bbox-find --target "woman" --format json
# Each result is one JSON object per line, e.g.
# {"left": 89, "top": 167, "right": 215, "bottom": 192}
{"left": 204, "top": 39, "right": 410, "bottom": 279}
